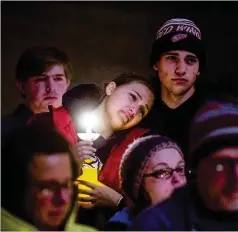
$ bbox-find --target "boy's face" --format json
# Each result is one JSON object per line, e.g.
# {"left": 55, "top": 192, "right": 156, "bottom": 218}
{"left": 17, "top": 65, "right": 70, "bottom": 113}
{"left": 153, "top": 50, "right": 200, "bottom": 97}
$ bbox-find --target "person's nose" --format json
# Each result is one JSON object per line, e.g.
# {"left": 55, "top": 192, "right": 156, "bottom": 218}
{"left": 46, "top": 77, "right": 55, "bottom": 92}
{"left": 171, "top": 171, "right": 186, "bottom": 189}
{"left": 175, "top": 60, "right": 186, "bottom": 76}
{"left": 130, "top": 103, "right": 142, "bottom": 117}
{"left": 52, "top": 189, "right": 71, "bottom": 207}
{"left": 129, "top": 106, "right": 136, "bottom": 117}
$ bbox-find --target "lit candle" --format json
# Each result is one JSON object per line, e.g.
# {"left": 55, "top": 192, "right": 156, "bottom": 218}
{"left": 77, "top": 112, "right": 100, "bottom": 141}
{"left": 76, "top": 112, "right": 104, "bottom": 205}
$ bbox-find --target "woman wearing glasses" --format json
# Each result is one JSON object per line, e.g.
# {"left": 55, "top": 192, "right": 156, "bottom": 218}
{"left": 106, "top": 135, "right": 186, "bottom": 230}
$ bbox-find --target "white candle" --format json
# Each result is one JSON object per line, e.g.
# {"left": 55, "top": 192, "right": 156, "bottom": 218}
{"left": 77, "top": 112, "right": 100, "bottom": 141}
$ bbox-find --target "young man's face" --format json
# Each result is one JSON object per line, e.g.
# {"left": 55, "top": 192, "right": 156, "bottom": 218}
{"left": 197, "top": 146, "right": 238, "bottom": 212}
{"left": 26, "top": 153, "right": 74, "bottom": 230}
{"left": 18, "top": 65, "right": 70, "bottom": 113}
{"left": 153, "top": 50, "right": 200, "bottom": 97}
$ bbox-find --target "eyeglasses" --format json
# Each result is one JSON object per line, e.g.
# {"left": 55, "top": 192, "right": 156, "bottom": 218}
{"left": 31, "top": 180, "right": 75, "bottom": 197}
{"left": 144, "top": 166, "right": 185, "bottom": 180}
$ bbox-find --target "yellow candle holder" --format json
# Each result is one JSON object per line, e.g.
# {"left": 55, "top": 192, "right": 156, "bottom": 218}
{"left": 77, "top": 132, "right": 104, "bottom": 207}
{"left": 77, "top": 158, "right": 104, "bottom": 195}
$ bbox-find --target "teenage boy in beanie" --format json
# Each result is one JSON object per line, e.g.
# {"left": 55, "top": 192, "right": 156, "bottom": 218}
{"left": 131, "top": 102, "right": 238, "bottom": 231}
{"left": 141, "top": 18, "right": 218, "bottom": 159}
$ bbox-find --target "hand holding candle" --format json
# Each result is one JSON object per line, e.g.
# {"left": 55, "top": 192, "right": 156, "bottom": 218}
{"left": 74, "top": 112, "right": 100, "bottom": 162}
{"left": 75, "top": 112, "right": 104, "bottom": 208}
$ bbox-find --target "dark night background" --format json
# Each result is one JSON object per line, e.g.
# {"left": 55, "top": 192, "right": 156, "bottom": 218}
{"left": 2, "top": 1, "right": 238, "bottom": 115}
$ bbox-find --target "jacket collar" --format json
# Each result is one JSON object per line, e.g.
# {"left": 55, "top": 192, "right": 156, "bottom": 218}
{"left": 1, "top": 208, "right": 37, "bottom": 231}
{"left": 1, "top": 205, "right": 82, "bottom": 231}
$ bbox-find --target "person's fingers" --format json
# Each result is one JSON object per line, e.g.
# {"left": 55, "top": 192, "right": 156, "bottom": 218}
{"left": 77, "top": 150, "right": 96, "bottom": 157}
{"left": 76, "top": 140, "right": 94, "bottom": 146}
{"left": 78, "top": 201, "right": 95, "bottom": 209}
{"left": 76, "top": 146, "right": 96, "bottom": 153}
{"left": 75, "top": 154, "right": 92, "bottom": 161}
{"left": 78, "top": 180, "right": 98, "bottom": 189}
{"left": 77, "top": 188, "right": 96, "bottom": 196}
{"left": 78, "top": 196, "right": 95, "bottom": 202}
{"left": 74, "top": 140, "right": 97, "bottom": 155}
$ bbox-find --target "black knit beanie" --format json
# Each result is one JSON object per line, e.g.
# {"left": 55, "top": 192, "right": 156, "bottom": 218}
{"left": 150, "top": 18, "right": 206, "bottom": 72}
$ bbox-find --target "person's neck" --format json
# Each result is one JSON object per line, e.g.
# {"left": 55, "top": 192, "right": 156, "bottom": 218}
{"left": 161, "top": 86, "right": 195, "bottom": 109}
{"left": 27, "top": 102, "right": 49, "bottom": 114}
{"left": 27, "top": 103, "right": 63, "bottom": 114}
{"left": 93, "top": 101, "right": 114, "bottom": 139}
{"left": 36, "top": 222, "right": 60, "bottom": 231}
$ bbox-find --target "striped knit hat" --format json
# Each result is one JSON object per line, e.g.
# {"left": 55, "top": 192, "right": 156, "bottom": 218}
{"left": 189, "top": 102, "right": 238, "bottom": 168}
{"left": 119, "top": 135, "right": 183, "bottom": 203}
{"left": 150, "top": 18, "right": 205, "bottom": 70}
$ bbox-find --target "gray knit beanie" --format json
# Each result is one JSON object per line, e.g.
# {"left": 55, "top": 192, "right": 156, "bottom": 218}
{"left": 189, "top": 102, "right": 238, "bottom": 169}
{"left": 119, "top": 135, "right": 183, "bottom": 203}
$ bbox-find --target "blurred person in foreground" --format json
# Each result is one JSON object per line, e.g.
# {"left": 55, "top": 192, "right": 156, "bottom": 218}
{"left": 1, "top": 116, "right": 96, "bottom": 231}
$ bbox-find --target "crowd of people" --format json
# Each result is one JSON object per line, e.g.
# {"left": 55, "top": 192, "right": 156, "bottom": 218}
{"left": 1, "top": 18, "right": 238, "bottom": 231}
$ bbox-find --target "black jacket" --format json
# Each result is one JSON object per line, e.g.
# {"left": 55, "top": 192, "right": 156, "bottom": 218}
{"left": 2, "top": 104, "right": 33, "bottom": 147}
{"left": 140, "top": 85, "right": 218, "bottom": 161}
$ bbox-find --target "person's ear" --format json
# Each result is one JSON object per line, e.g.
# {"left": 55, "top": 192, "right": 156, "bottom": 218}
{"left": 197, "top": 71, "right": 200, "bottom": 76}
{"left": 16, "top": 81, "right": 26, "bottom": 97}
{"left": 105, "top": 81, "right": 117, "bottom": 96}
{"left": 66, "top": 79, "right": 71, "bottom": 89}
{"left": 153, "top": 63, "right": 158, "bottom": 71}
